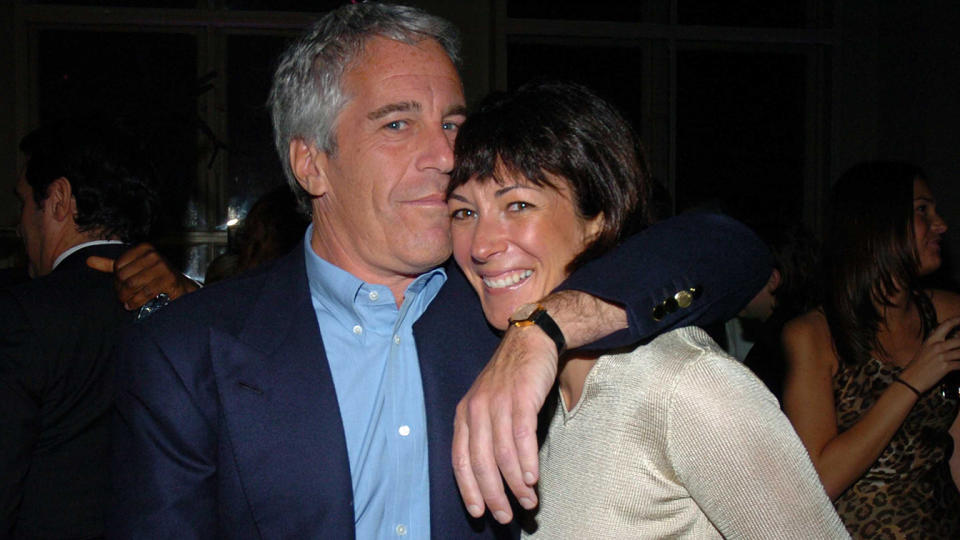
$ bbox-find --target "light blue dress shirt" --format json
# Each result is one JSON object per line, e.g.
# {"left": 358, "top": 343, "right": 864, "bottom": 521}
{"left": 303, "top": 227, "right": 446, "bottom": 540}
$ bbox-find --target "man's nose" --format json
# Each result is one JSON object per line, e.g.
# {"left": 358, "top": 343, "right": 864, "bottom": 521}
{"left": 415, "top": 123, "right": 454, "bottom": 173}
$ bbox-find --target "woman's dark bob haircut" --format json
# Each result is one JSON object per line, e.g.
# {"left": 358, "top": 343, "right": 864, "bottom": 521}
{"left": 823, "top": 160, "right": 927, "bottom": 366}
{"left": 449, "top": 80, "right": 651, "bottom": 270}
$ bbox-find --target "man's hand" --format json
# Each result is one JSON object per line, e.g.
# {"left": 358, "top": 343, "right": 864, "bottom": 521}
{"left": 87, "top": 243, "right": 199, "bottom": 310}
{"left": 452, "top": 323, "right": 556, "bottom": 523}
{"left": 452, "top": 290, "right": 627, "bottom": 523}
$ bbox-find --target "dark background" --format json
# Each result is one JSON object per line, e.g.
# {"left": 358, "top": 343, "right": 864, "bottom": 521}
{"left": 1, "top": 0, "right": 957, "bottom": 287}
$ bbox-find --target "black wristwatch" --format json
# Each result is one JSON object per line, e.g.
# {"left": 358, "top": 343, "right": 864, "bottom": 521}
{"left": 508, "top": 303, "right": 567, "bottom": 355}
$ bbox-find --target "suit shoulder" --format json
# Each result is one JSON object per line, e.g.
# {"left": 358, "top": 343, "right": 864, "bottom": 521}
{"left": 1, "top": 263, "right": 121, "bottom": 324}
{"left": 142, "top": 268, "right": 268, "bottom": 336}
{"left": 134, "top": 250, "right": 304, "bottom": 349}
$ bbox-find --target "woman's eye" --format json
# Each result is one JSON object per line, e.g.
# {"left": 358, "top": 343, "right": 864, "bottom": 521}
{"left": 915, "top": 204, "right": 927, "bottom": 213}
{"left": 451, "top": 208, "right": 475, "bottom": 220}
{"left": 507, "top": 201, "right": 533, "bottom": 211}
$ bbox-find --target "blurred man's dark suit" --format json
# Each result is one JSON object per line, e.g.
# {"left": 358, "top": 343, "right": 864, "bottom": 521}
{"left": 0, "top": 243, "right": 131, "bottom": 539}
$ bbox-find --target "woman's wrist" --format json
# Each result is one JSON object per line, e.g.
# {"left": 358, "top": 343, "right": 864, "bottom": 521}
{"left": 892, "top": 374, "right": 922, "bottom": 398}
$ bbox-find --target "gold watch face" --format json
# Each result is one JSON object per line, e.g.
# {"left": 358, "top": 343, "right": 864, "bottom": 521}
{"left": 509, "top": 302, "right": 540, "bottom": 325}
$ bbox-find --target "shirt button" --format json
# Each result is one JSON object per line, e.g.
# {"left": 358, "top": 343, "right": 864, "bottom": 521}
{"left": 368, "top": 291, "right": 379, "bottom": 301}
{"left": 393, "top": 335, "right": 401, "bottom": 345}
{"left": 352, "top": 325, "right": 363, "bottom": 335}
{"left": 398, "top": 425, "right": 411, "bottom": 437}
{"left": 395, "top": 524, "right": 407, "bottom": 536}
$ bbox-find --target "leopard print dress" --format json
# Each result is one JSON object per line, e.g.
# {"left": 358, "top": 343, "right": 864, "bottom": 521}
{"left": 833, "top": 357, "right": 960, "bottom": 539}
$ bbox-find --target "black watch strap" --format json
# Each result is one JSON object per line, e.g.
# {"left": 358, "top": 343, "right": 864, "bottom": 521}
{"left": 509, "top": 304, "right": 567, "bottom": 355}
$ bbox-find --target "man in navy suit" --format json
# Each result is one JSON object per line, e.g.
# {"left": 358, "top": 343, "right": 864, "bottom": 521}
{"left": 110, "top": 3, "right": 771, "bottom": 538}
{"left": 1, "top": 120, "right": 157, "bottom": 538}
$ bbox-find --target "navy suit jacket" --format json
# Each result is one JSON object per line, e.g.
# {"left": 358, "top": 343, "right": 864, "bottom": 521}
{"left": 1, "top": 244, "right": 133, "bottom": 538}
{"left": 110, "top": 213, "right": 771, "bottom": 539}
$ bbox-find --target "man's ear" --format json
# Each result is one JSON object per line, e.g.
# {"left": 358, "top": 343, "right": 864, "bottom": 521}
{"left": 46, "top": 177, "right": 75, "bottom": 223}
{"left": 289, "top": 138, "right": 331, "bottom": 198}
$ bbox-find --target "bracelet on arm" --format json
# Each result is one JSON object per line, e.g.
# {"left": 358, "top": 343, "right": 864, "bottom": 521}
{"left": 892, "top": 375, "right": 922, "bottom": 398}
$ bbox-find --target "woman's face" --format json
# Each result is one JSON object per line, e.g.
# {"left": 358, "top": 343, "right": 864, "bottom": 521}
{"left": 913, "top": 177, "right": 948, "bottom": 276}
{"left": 448, "top": 171, "right": 603, "bottom": 330}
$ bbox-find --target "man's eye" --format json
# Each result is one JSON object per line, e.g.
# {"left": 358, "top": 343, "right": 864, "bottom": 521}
{"left": 385, "top": 120, "right": 408, "bottom": 130}
{"left": 451, "top": 208, "right": 475, "bottom": 220}
{"left": 441, "top": 121, "right": 460, "bottom": 132}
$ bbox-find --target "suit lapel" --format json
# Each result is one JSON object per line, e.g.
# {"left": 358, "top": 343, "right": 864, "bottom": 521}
{"left": 416, "top": 262, "right": 510, "bottom": 537}
{"left": 209, "top": 246, "right": 355, "bottom": 538}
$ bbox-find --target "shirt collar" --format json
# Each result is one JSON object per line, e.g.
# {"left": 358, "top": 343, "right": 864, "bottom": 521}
{"left": 302, "top": 224, "right": 446, "bottom": 323}
{"left": 52, "top": 239, "right": 124, "bottom": 271}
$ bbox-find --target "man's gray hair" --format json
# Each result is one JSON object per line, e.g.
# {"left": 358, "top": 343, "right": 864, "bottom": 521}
{"left": 268, "top": 2, "right": 461, "bottom": 214}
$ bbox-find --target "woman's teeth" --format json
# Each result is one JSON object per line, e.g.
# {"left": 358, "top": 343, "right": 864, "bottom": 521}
{"left": 483, "top": 269, "right": 532, "bottom": 289}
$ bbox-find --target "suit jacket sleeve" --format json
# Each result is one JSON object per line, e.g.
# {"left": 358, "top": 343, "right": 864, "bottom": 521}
{"left": 0, "top": 292, "right": 42, "bottom": 535}
{"left": 557, "top": 212, "right": 772, "bottom": 350}
{"left": 110, "top": 320, "right": 218, "bottom": 538}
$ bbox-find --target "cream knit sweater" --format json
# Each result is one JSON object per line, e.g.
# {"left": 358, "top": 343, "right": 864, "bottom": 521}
{"left": 523, "top": 327, "right": 848, "bottom": 539}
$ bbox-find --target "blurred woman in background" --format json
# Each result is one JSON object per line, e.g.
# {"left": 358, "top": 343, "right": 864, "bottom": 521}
{"left": 782, "top": 161, "right": 960, "bottom": 538}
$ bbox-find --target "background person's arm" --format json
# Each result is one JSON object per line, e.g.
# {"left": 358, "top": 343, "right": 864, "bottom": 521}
{"left": 781, "top": 309, "right": 960, "bottom": 499}
{"left": 453, "top": 212, "right": 773, "bottom": 522}
{"left": 87, "top": 243, "right": 199, "bottom": 310}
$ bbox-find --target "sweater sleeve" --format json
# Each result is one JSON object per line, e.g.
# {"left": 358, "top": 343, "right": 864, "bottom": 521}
{"left": 665, "top": 351, "right": 849, "bottom": 539}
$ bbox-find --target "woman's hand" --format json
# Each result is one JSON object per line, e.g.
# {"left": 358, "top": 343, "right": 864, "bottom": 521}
{"left": 899, "top": 316, "right": 960, "bottom": 393}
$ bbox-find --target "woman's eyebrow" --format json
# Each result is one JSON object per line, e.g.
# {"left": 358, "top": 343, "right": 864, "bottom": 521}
{"left": 495, "top": 184, "right": 535, "bottom": 197}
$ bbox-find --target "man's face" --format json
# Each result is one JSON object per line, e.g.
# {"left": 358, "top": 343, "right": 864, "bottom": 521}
{"left": 14, "top": 170, "right": 46, "bottom": 277}
{"left": 309, "top": 36, "right": 466, "bottom": 284}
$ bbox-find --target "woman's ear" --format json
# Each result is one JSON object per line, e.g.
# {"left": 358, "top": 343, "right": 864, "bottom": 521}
{"left": 584, "top": 211, "right": 606, "bottom": 244}
{"left": 289, "top": 138, "right": 330, "bottom": 198}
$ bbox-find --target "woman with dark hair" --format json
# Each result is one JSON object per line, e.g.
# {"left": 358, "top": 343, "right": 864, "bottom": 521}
{"left": 782, "top": 161, "right": 960, "bottom": 538}
{"left": 448, "top": 80, "right": 847, "bottom": 538}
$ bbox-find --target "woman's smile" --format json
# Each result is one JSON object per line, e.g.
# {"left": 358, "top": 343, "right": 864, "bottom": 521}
{"left": 449, "top": 171, "right": 602, "bottom": 330}
{"left": 481, "top": 269, "right": 533, "bottom": 290}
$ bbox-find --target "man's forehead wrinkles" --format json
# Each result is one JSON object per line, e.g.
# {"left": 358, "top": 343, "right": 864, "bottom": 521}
{"left": 367, "top": 101, "right": 421, "bottom": 121}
